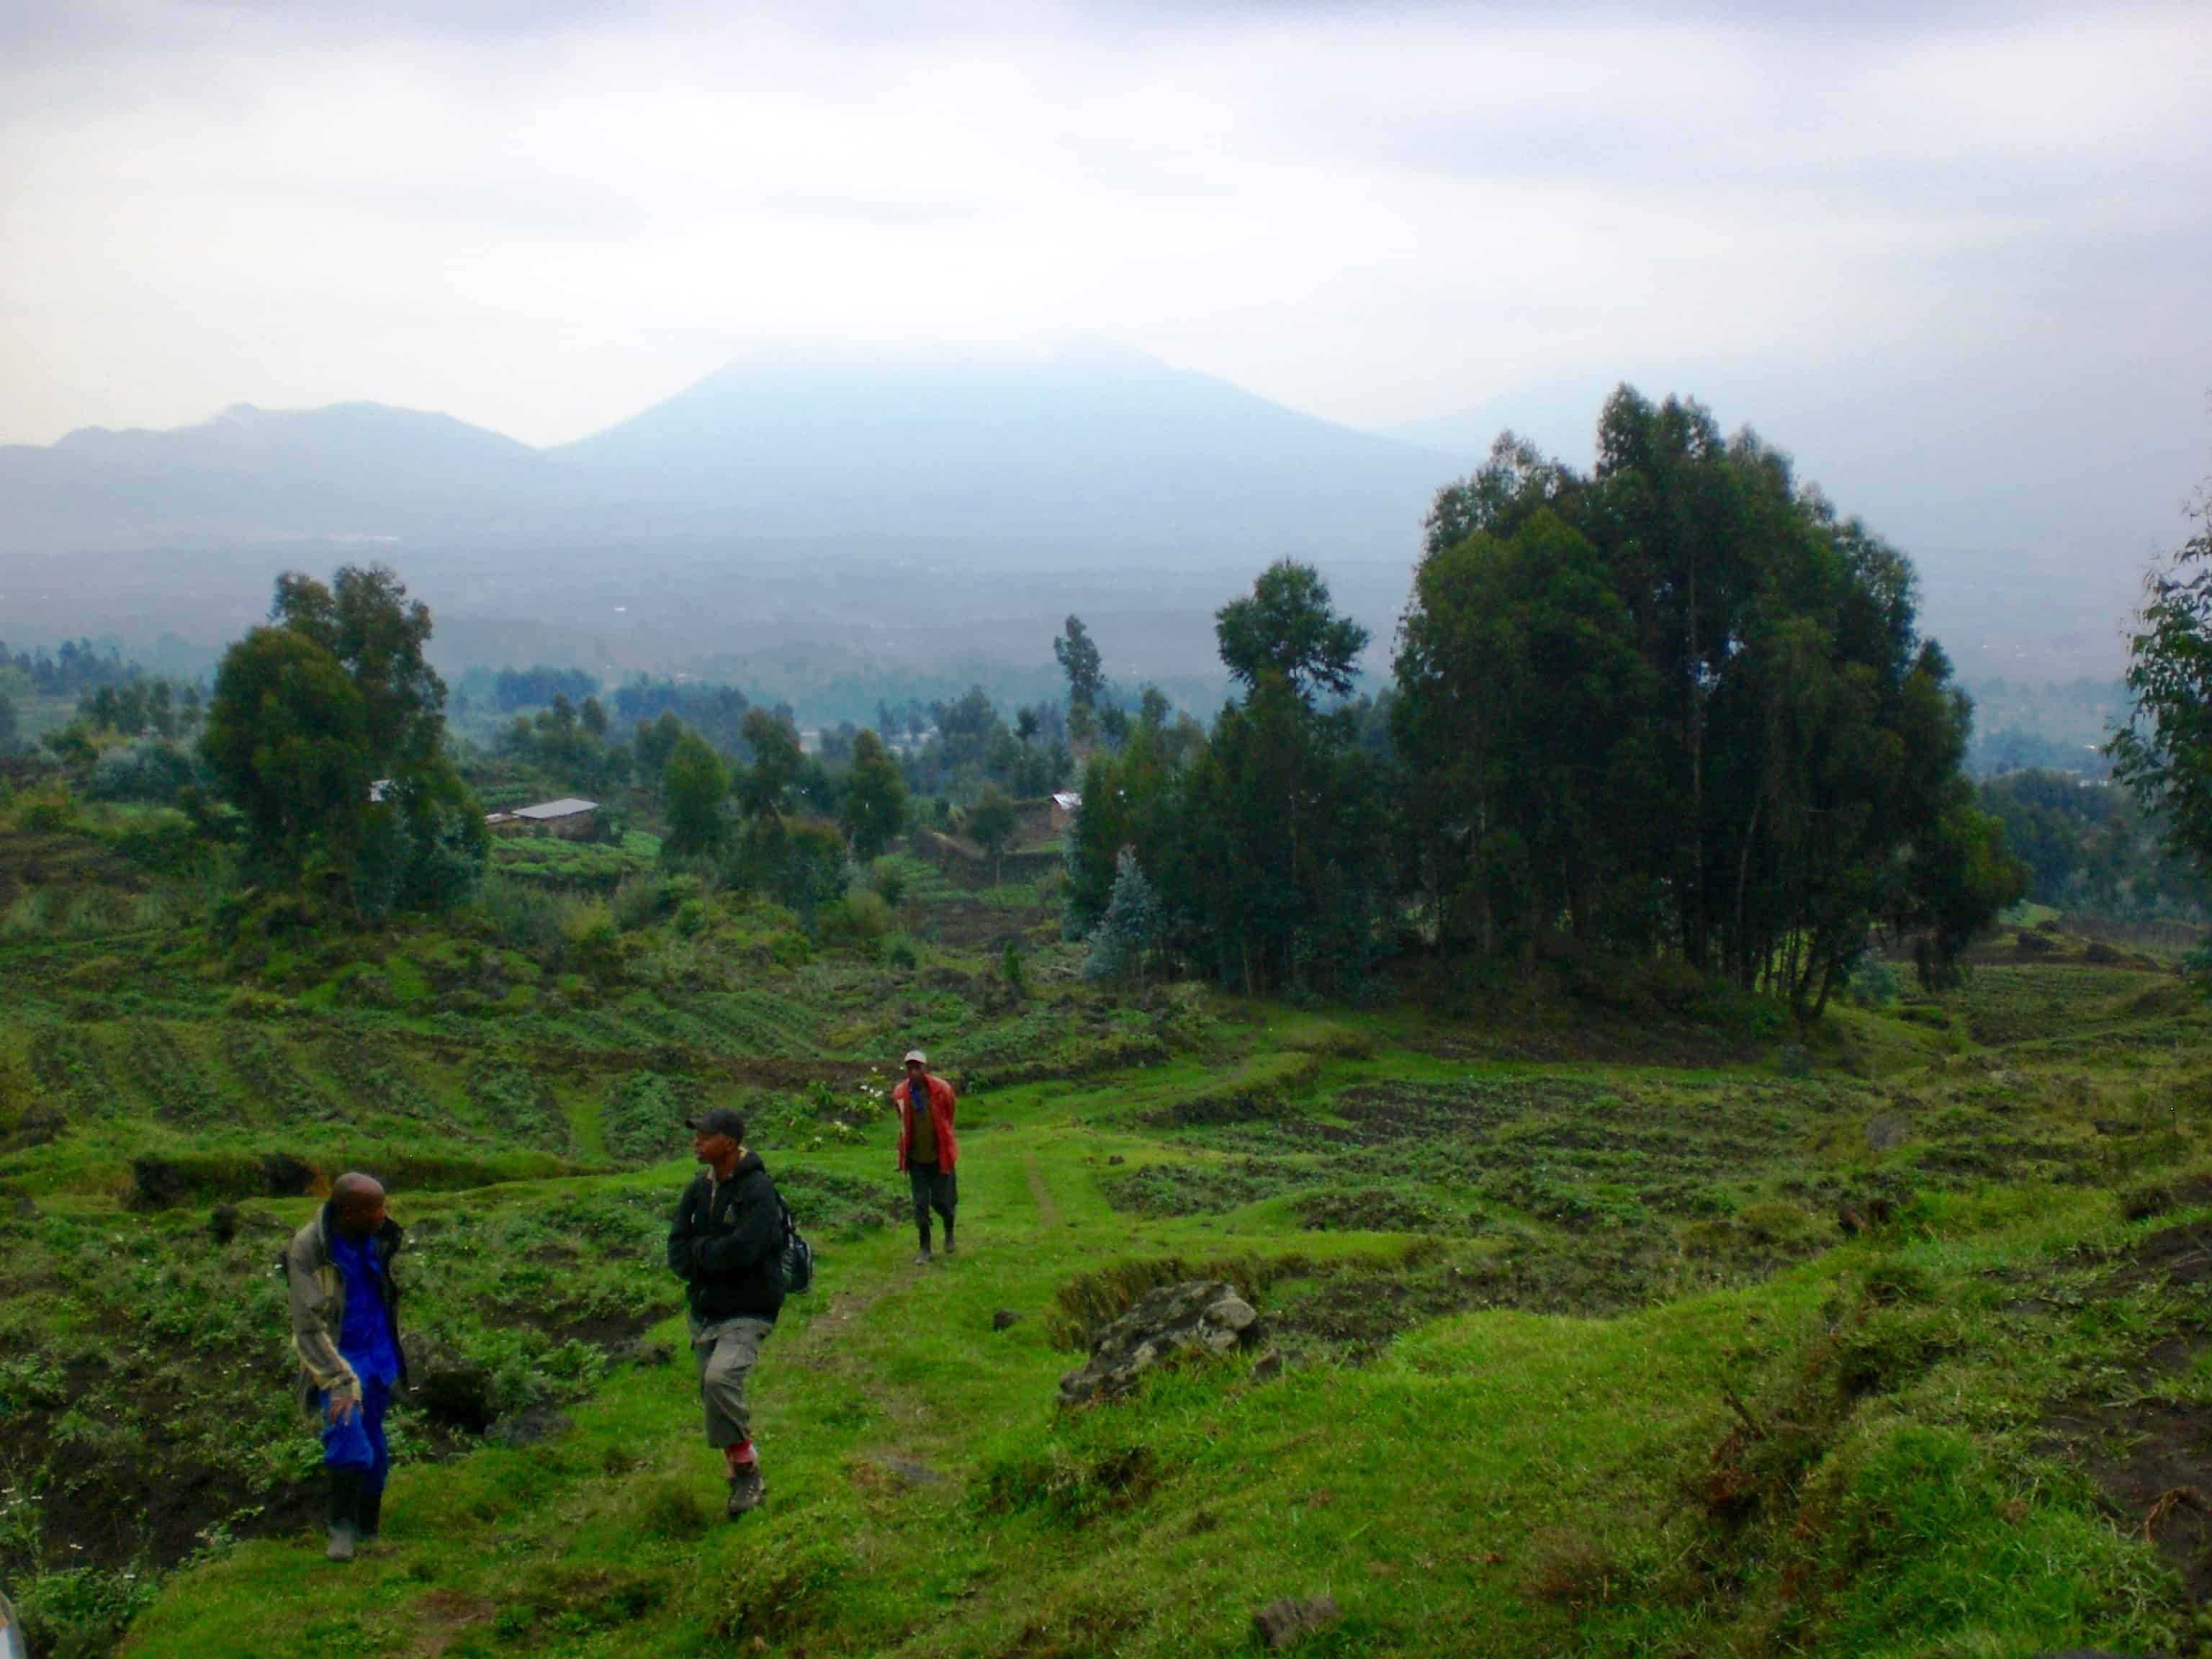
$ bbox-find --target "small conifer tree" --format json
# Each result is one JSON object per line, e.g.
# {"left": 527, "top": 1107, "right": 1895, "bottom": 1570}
{"left": 1085, "top": 846, "right": 1162, "bottom": 985}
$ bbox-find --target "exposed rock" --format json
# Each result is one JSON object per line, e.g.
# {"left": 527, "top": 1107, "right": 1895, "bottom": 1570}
{"left": 1251, "top": 1347, "right": 1285, "bottom": 1381}
{"left": 882, "top": 1458, "right": 945, "bottom": 1488}
{"left": 1865, "top": 1114, "right": 1910, "bottom": 1151}
{"left": 1254, "top": 1596, "right": 1339, "bottom": 1648}
{"left": 1058, "top": 1280, "right": 1259, "bottom": 1406}
{"left": 604, "top": 1338, "right": 675, "bottom": 1368}
{"left": 992, "top": 1308, "right": 1021, "bottom": 1331}
{"left": 487, "top": 1407, "right": 572, "bottom": 1448}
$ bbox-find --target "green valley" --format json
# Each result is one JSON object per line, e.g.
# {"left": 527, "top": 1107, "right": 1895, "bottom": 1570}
{"left": 4, "top": 796, "right": 2211, "bottom": 1658}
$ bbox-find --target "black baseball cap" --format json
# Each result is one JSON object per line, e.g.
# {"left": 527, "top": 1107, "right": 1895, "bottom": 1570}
{"left": 686, "top": 1107, "right": 747, "bottom": 1141}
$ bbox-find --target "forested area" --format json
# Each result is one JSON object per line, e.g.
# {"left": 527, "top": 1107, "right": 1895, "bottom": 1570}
{"left": 1071, "top": 390, "right": 2023, "bottom": 1009}
{"left": 17, "top": 387, "right": 2212, "bottom": 1022}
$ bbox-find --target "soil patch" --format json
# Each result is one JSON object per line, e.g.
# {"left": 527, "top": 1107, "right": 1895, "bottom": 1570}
{"left": 2112, "top": 1218, "right": 2212, "bottom": 1294}
{"left": 2042, "top": 1399, "right": 2212, "bottom": 1603}
{"left": 2041, "top": 1218, "right": 2212, "bottom": 1606}
{"left": 487, "top": 1303, "right": 675, "bottom": 1348}
{"left": 5, "top": 1366, "right": 325, "bottom": 1574}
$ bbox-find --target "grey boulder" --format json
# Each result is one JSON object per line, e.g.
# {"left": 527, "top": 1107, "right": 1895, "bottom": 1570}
{"left": 1058, "top": 1280, "right": 1259, "bottom": 1406}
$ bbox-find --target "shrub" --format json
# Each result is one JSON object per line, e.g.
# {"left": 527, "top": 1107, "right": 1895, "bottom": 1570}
{"left": 1, "top": 890, "right": 55, "bottom": 939}
{"left": 820, "top": 889, "right": 894, "bottom": 950}
{"left": 11, "top": 786, "right": 79, "bottom": 834}
{"left": 89, "top": 739, "right": 197, "bottom": 804}
{"left": 1848, "top": 958, "right": 1900, "bottom": 1006}
{"left": 867, "top": 859, "right": 907, "bottom": 908}
{"left": 17, "top": 1563, "right": 162, "bottom": 1659}
{"left": 559, "top": 900, "right": 621, "bottom": 971}
{"left": 479, "top": 876, "right": 570, "bottom": 957}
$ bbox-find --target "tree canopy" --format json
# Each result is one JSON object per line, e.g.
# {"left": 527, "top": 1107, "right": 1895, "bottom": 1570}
{"left": 1214, "top": 560, "right": 1369, "bottom": 703}
{"left": 1061, "top": 388, "right": 2019, "bottom": 1009}
{"left": 203, "top": 565, "right": 485, "bottom": 914}
{"left": 2111, "top": 462, "right": 2212, "bottom": 881}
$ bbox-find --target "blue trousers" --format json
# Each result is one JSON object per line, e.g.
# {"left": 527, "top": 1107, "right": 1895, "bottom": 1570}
{"left": 318, "top": 1376, "right": 392, "bottom": 1497}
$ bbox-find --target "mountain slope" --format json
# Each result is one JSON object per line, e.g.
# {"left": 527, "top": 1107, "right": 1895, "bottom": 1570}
{"left": 0, "top": 348, "right": 1455, "bottom": 567}
{"left": 0, "top": 401, "right": 560, "bottom": 552}
{"left": 555, "top": 342, "right": 1453, "bottom": 562}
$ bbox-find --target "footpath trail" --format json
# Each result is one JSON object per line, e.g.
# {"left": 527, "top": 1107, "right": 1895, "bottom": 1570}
{"left": 106, "top": 986, "right": 2212, "bottom": 1659}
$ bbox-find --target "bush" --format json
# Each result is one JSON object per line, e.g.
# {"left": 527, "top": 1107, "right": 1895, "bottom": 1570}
{"left": 613, "top": 872, "right": 705, "bottom": 932}
{"left": 18, "top": 1563, "right": 162, "bottom": 1659}
{"left": 1848, "top": 958, "right": 1901, "bottom": 1007}
{"left": 819, "top": 889, "right": 894, "bottom": 950}
{"left": 479, "top": 876, "right": 570, "bottom": 957}
{"left": 867, "top": 859, "right": 907, "bottom": 908}
{"left": 559, "top": 900, "right": 621, "bottom": 972}
{"left": 112, "top": 809, "right": 204, "bottom": 876}
{"left": 11, "top": 785, "right": 79, "bottom": 834}
{"left": 89, "top": 739, "right": 198, "bottom": 804}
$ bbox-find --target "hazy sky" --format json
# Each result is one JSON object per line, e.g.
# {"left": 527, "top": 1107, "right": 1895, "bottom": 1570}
{"left": 3, "top": 3, "right": 2208, "bottom": 526}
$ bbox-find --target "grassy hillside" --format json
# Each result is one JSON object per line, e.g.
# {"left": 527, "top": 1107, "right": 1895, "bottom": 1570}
{"left": 4, "top": 819, "right": 2212, "bottom": 1657}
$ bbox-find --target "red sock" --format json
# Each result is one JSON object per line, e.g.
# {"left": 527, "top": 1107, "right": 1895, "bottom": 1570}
{"left": 728, "top": 1439, "right": 757, "bottom": 1467}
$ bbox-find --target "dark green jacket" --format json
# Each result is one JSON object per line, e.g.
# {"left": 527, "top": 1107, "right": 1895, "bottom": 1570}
{"left": 667, "top": 1153, "right": 786, "bottom": 1325}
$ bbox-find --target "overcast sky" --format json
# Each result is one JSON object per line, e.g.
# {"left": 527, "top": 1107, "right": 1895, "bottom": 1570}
{"left": 3, "top": 0, "right": 2208, "bottom": 600}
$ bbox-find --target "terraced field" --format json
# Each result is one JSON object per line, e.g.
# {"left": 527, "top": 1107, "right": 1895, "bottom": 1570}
{"left": 4, "top": 878, "right": 2212, "bottom": 1659}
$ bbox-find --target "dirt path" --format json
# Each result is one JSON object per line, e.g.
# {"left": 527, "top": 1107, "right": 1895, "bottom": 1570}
{"left": 1024, "top": 1153, "right": 1059, "bottom": 1227}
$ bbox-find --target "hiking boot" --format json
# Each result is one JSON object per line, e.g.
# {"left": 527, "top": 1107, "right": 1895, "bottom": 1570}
{"left": 942, "top": 1230, "right": 956, "bottom": 1256}
{"left": 914, "top": 1248, "right": 933, "bottom": 1264}
{"left": 726, "top": 1462, "right": 766, "bottom": 1518}
{"left": 325, "top": 1467, "right": 362, "bottom": 1562}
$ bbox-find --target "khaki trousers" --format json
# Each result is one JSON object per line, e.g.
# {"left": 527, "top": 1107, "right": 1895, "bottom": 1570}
{"left": 691, "top": 1314, "right": 773, "bottom": 1449}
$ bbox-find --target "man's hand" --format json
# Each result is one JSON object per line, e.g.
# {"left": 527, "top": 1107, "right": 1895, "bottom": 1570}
{"left": 325, "top": 1390, "right": 361, "bottom": 1426}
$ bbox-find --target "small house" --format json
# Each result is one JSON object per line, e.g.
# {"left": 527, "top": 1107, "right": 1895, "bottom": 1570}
{"left": 1049, "top": 791, "right": 1082, "bottom": 830}
{"left": 488, "top": 797, "right": 598, "bottom": 838}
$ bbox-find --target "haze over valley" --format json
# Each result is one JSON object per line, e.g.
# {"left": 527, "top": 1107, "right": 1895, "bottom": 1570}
{"left": 3, "top": 338, "right": 2193, "bottom": 711}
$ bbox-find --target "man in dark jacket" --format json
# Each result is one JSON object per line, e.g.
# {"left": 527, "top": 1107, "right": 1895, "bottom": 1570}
{"left": 284, "top": 1171, "right": 405, "bottom": 1562}
{"left": 667, "top": 1106, "right": 786, "bottom": 1517}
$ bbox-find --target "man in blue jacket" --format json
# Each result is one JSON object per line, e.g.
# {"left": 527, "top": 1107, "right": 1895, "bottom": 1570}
{"left": 284, "top": 1171, "right": 405, "bottom": 1562}
{"left": 667, "top": 1107, "right": 786, "bottom": 1517}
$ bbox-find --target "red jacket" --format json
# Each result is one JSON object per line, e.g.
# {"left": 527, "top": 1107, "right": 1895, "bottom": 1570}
{"left": 896, "top": 1073, "right": 958, "bottom": 1171}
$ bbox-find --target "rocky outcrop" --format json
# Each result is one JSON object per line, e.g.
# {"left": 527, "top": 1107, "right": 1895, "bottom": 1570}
{"left": 1058, "top": 1279, "right": 1258, "bottom": 1406}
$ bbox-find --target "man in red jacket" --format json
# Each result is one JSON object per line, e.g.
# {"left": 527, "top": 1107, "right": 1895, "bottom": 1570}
{"left": 895, "top": 1048, "right": 958, "bottom": 1264}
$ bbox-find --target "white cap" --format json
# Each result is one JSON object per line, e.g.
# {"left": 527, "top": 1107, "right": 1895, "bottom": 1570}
{"left": 904, "top": 1048, "right": 927, "bottom": 1066}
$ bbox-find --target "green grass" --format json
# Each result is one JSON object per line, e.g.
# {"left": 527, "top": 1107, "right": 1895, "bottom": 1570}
{"left": 4, "top": 845, "right": 2212, "bottom": 1657}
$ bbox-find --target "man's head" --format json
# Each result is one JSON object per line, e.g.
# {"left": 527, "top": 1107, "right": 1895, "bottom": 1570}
{"left": 688, "top": 1106, "right": 747, "bottom": 1166}
{"left": 330, "top": 1172, "right": 388, "bottom": 1239}
{"left": 903, "top": 1048, "right": 927, "bottom": 1083}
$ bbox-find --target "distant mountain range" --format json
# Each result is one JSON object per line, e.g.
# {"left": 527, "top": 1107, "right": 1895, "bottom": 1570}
{"left": 0, "top": 343, "right": 2165, "bottom": 691}
{"left": 0, "top": 343, "right": 1457, "bottom": 564}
